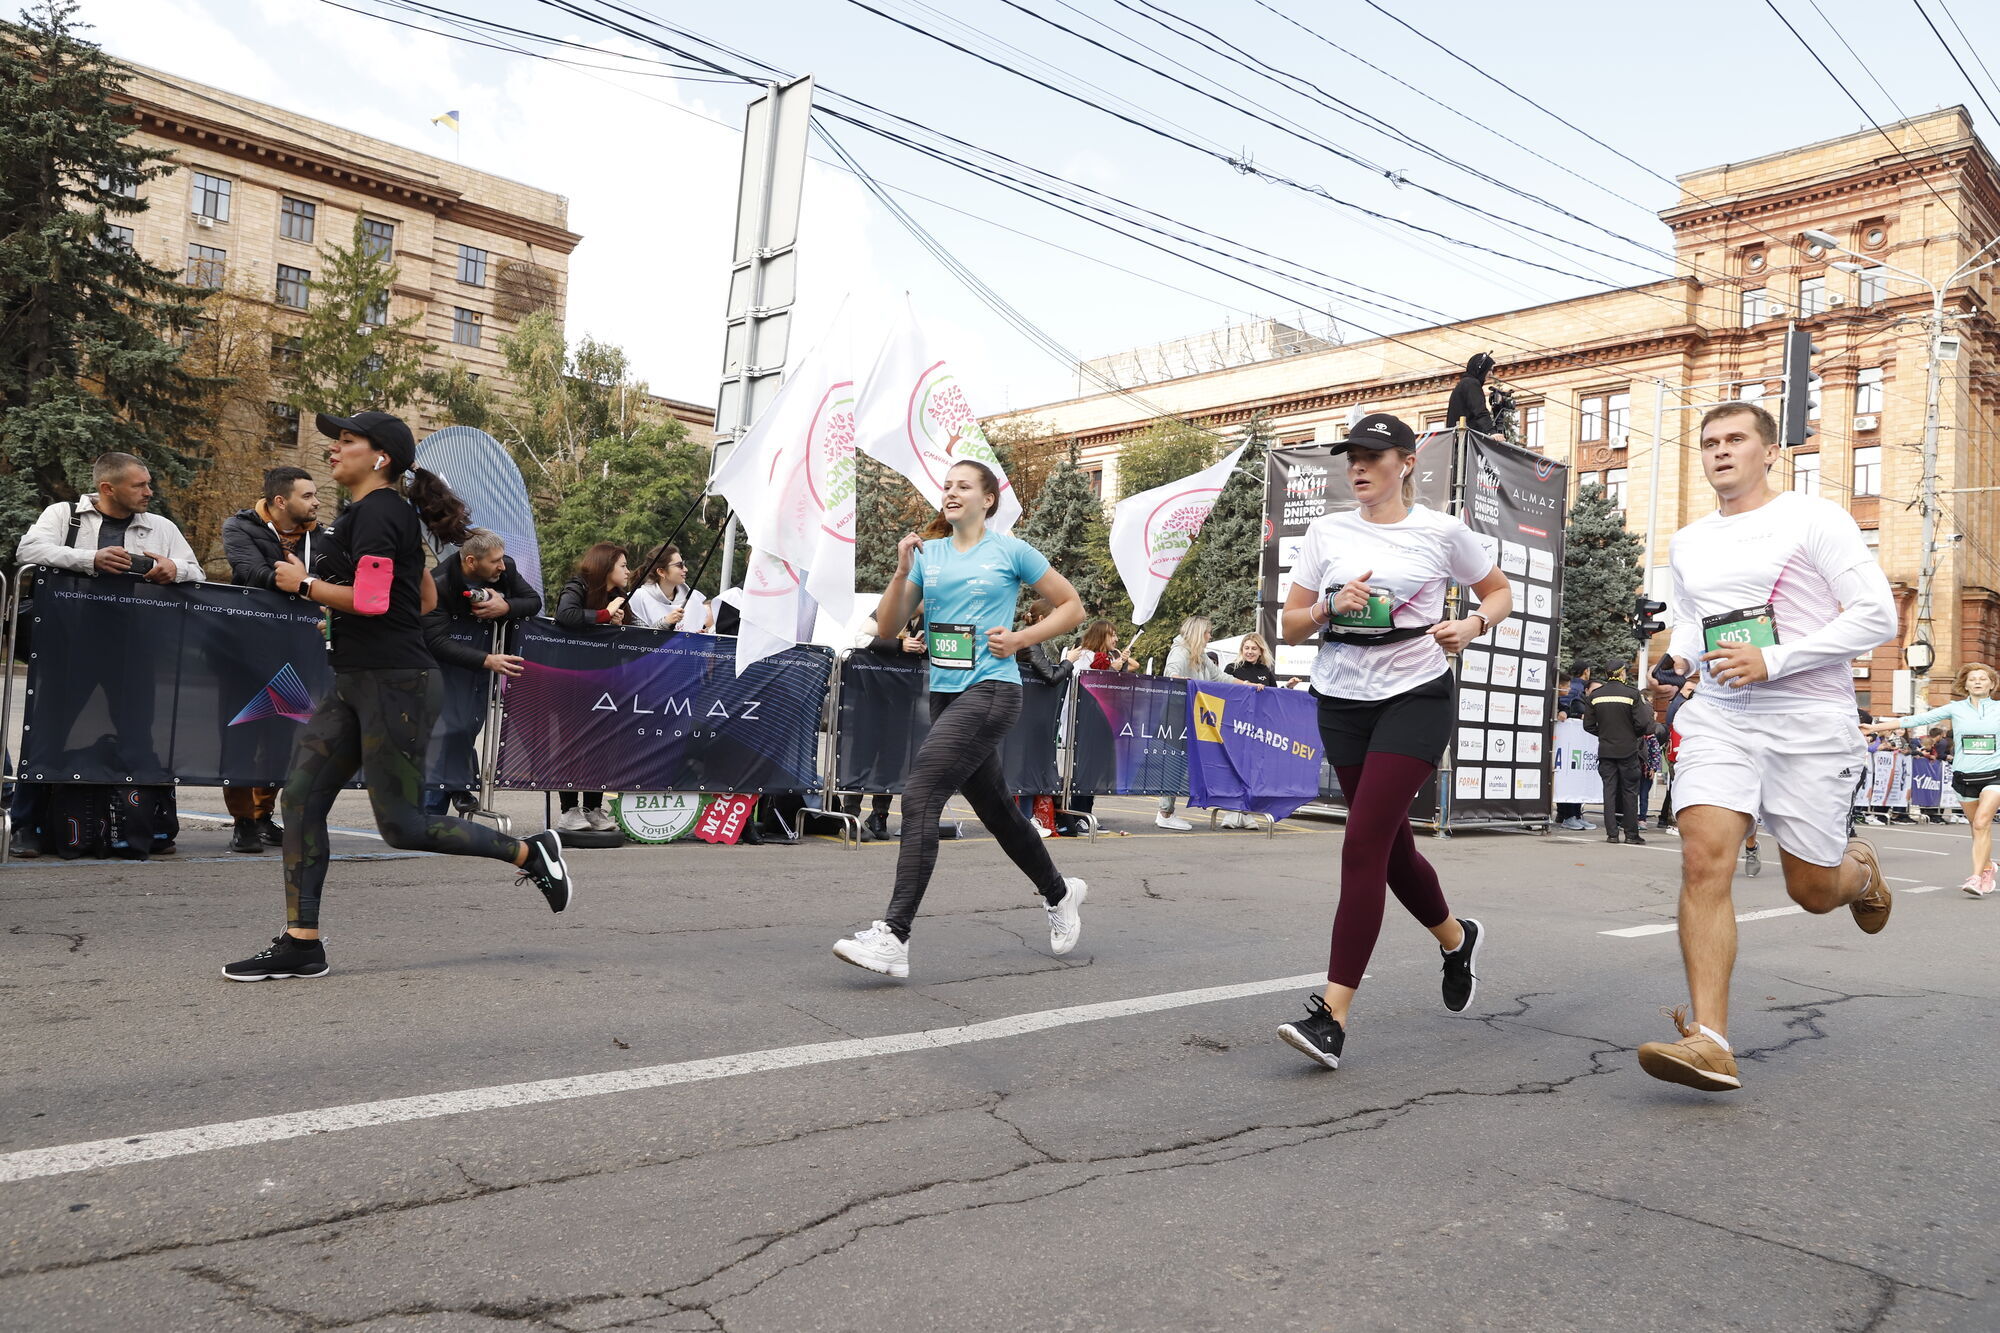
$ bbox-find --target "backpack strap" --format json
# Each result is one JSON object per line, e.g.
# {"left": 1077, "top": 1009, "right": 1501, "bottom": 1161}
{"left": 62, "top": 504, "right": 85, "bottom": 549}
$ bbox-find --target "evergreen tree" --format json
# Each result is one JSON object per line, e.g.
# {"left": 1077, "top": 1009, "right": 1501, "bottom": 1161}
{"left": 0, "top": 1, "right": 214, "bottom": 555}
{"left": 1561, "top": 482, "right": 1644, "bottom": 671}
{"left": 1182, "top": 414, "right": 1274, "bottom": 638}
{"left": 854, "top": 450, "right": 928, "bottom": 597}
{"left": 283, "top": 216, "right": 432, "bottom": 420}
{"left": 1017, "top": 442, "right": 1115, "bottom": 626}
{"left": 535, "top": 420, "right": 709, "bottom": 593}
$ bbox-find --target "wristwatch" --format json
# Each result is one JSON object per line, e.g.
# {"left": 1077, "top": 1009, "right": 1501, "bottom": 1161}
{"left": 1466, "top": 610, "right": 1492, "bottom": 633}
{"left": 299, "top": 575, "right": 317, "bottom": 599}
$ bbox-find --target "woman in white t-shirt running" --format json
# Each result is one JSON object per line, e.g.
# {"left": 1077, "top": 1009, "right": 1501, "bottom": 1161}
{"left": 1272, "top": 413, "right": 1513, "bottom": 1071}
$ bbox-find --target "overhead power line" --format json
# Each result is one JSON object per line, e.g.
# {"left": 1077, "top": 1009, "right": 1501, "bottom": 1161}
{"left": 1910, "top": 0, "right": 2000, "bottom": 127}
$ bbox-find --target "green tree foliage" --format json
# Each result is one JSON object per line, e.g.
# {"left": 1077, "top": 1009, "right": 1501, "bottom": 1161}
{"left": 1562, "top": 482, "right": 1644, "bottom": 671}
{"left": 0, "top": 1, "right": 214, "bottom": 558}
{"left": 484, "top": 310, "right": 651, "bottom": 515}
{"left": 1016, "top": 442, "right": 1116, "bottom": 629}
{"left": 1181, "top": 414, "right": 1274, "bottom": 639}
{"left": 283, "top": 216, "right": 432, "bottom": 418}
{"left": 535, "top": 419, "right": 725, "bottom": 594}
{"left": 854, "top": 450, "right": 928, "bottom": 596}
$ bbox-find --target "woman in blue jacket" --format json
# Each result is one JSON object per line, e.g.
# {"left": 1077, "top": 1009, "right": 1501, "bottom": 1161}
{"left": 1867, "top": 662, "right": 2000, "bottom": 895}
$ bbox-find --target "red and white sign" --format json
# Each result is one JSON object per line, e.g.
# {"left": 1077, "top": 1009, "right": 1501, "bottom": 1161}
{"left": 694, "top": 794, "right": 758, "bottom": 845}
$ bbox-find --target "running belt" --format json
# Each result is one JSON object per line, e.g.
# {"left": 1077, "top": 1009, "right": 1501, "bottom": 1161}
{"left": 1321, "top": 623, "right": 1437, "bottom": 647}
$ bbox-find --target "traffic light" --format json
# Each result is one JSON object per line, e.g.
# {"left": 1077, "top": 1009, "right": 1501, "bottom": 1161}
{"left": 1633, "top": 595, "right": 1667, "bottom": 641}
{"left": 1780, "top": 326, "right": 1819, "bottom": 447}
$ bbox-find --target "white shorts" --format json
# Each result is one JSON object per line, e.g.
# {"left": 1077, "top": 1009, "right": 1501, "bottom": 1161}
{"left": 1671, "top": 700, "right": 1865, "bottom": 867}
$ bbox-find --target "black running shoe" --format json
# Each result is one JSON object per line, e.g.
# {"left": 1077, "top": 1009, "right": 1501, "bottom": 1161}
{"left": 1276, "top": 994, "right": 1345, "bottom": 1069}
{"left": 518, "top": 829, "right": 574, "bottom": 912}
{"left": 223, "top": 933, "right": 328, "bottom": 982}
{"left": 1624, "top": 832, "right": 1648, "bottom": 846}
{"left": 1441, "top": 917, "right": 1482, "bottom": 1013}
{"left": 255, "top": 815, "right": 284, "bottom": 847}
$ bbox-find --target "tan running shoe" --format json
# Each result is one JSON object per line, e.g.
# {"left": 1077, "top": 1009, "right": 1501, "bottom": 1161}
{"left": 1637, "top": 1006, "right": 1741, "bottom": 1092}
{"left": 1846, "top": 838, "right": 1892, "bottom": 934}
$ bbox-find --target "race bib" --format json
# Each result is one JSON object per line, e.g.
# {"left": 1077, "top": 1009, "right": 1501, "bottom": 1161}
{"left": 1702, "top": 604, "right": 1779, "bottom": 654}
{"left": 1329, "top": 591, "right": 1393, "bottom": 630}
{"left": 926, "top": 622, "right": 976, "bottom": 671}
{"left": 1963, "top": 735, "right": 1997, "bottom": 755}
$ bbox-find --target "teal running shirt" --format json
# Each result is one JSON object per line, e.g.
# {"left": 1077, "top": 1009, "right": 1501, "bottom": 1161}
{"left": 908, "top": 532, "right": 1051, "bottom": 693}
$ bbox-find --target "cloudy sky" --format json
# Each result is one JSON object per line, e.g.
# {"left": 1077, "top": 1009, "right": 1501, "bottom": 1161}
{"left": 76, "top": 0, "right": 2000, "bottom": 415}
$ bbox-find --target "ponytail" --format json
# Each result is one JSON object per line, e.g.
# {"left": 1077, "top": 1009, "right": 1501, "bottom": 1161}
{"left": 402, "top": 466, "right": 472, "bottom": 546}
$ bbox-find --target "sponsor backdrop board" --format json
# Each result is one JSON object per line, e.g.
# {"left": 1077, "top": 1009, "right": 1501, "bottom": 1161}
{"left": 1259, "top": 431, "right": 1566, "bottom": 830}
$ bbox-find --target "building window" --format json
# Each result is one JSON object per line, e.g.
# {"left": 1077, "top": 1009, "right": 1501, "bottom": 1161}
{"left": 1603, "top": 467, "right": 1628, "bottom": 511}
{"left": 1799, "top": 276, "right": 1826, "bottom": 317}
{"left": 360, "top": 217, "right": 394, "bottom": 263}
{"left": 457, "top": 244, "right": 488, "bottom": 286}
{"left": 267, "top": 402, "right": 300, "bottom": 448}
{"left": 280, "top": 197, "right": 316, "bottom": 243}
{"left": 1854, "top": 445, "right": 1882, "bottom": 497}
{"left": 1735, "top": 380, "right": 1767, "bottom": 406}
{"left": 98, "top": 171, "right": 139, "bottom": 199}
{"left": 1581, "top": 390, "right": 1630, "bottom": 445}
{"left": 451, "top": 306, "right": 482, "bottom": 347}
{"left": 190, "top": 171, "right": 231, "bottom": 222}
{"left": 1793, "top": 451, "right": 1820, "bottom": 496}
{"left": 1742, "top": 288, "right": 1768, "bottom": 326}
{"left": 184, "top": 242, "right": 225, "bottom": 288}
{"left": 362, "top": 291, "right": 388, "bottom": 327}
{"left": 1084, "top": 467, "right": 1103, "bottom": 499}
{"left": 1856, "top": 366, "right": 1884, "bottom": 415}
{"left": 275, "top": 264, "right": 310, "bottom": 309}
{"left": 272, "top": 334, "right": 301, "bottom": 365}
{"left": 1606, "top": 391, "right": 1630, "bottom": 442}
{"left": 1522, "top": 402, "right": 1543, "bottom": 450}
{"left": 1580, "top": 394, "right": 1604, "bottom": 442}
{"left": 99, "top": 224, "right": 134, "bottom": 252}
{"left": 1857, "top": 267, "right": 1886, "bottom": 306}
{"left": 1862, "top": 526, "right": 1881, "bottom": 556}
{"left": 1863, "top": 225, "right": 1888, "bottom": 250}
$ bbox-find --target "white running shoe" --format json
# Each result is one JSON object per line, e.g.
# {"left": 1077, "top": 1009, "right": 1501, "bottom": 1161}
{"left": 1155, "top": 813, "right": 1193, "bottom": 831}
{"left": 1218, "top": 811, "right": 1240, "bottom": 829}
{"left": 583, "top": 807, "right": 617, "bottom": 833}
{"left": 556, "top": 807, "right": 591, "bottom": 833}
{"left": 1032, "top": 820, "right": 1052, "bottom": 839}
{"left": 833, "top": 922, "right": 909, "bottom": 978}
{"left": 1046, "top": 877, "right": 1087, "bottom": 955}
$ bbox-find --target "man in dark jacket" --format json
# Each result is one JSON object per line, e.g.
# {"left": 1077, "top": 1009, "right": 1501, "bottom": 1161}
{"left": 217, "top": 467, "right": 320, "bottom": 851}
{"left": 1583, "top": 661, "right": 1658, "bottom": 845}
{"left": 1446, "top": 352, "right": 1497, "bottom": 435}
{"left": 421, "top": 530, "right": 541, "bottom": 815}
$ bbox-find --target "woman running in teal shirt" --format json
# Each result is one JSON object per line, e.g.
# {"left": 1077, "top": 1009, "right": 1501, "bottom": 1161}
{"left": 834, "top": 461, "right": 1090, "bottom": 977}
{"left": 1867, "top": 661, "right": 2000, "bottom": 895}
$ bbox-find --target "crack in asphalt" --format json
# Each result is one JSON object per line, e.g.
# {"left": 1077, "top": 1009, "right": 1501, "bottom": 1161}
{"left": 1548, "top": 1181, "right": 1972, "bottom": 1329}
{"left": 7, "top": 923, "right": 86, "bottom": 953}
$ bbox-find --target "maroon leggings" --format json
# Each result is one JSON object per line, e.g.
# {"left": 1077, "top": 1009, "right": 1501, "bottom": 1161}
{"left": 1327, "top": 752, "right": 1452, "bottom": 987}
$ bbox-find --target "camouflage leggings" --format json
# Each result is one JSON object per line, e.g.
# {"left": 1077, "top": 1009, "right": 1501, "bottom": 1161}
{"left": 283, "top": 669, "right": 522, "bottom": 928}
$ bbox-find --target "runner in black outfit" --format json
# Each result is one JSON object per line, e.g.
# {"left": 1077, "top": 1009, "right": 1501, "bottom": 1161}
{"left": 224, "top": 412, "right": 573, "bottom": 981}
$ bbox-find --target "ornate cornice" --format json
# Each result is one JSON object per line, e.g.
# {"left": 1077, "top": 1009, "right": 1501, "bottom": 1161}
{"left": 1663, "top": 143, "right": 2000, "bottom": 237}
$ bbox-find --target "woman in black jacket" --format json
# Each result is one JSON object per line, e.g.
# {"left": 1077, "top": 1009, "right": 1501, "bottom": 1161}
{"left": 551, "top": 542, "right": 630, "bottom": 832}
{"left": 1225, "top": 633, "right": 1279, "bottom": 687}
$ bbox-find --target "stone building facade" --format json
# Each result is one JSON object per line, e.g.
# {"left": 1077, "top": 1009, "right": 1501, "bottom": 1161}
{"left": 990, "top": 110, "right": 2000, "bottom": 711}
{"left": 109, "top": 60, "right": 581, "bottom": 457}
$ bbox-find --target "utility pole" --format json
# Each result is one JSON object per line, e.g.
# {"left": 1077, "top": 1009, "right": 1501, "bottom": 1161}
{"left": 1912, "top": 286, "right": 1947, "bottom": 679}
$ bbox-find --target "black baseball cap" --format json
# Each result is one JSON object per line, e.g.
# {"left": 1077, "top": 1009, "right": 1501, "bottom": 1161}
{"left": 316, "top": 410, "right": 416, "bottom": 473}
{"left": 1331, "top": 412, "right": 1417, "bottom": 454}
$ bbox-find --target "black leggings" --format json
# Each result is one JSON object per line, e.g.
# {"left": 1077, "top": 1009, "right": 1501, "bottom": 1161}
{"left": 884, "top": 682, "right": 1067, "bottom": 940}
{"left": 284, "top": 669, "right": 523, "bottom": 929}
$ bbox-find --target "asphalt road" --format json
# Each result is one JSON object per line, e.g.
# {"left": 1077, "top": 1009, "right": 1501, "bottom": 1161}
{"left": 3, "top": 789, "right": 1995, "bottom": 1332}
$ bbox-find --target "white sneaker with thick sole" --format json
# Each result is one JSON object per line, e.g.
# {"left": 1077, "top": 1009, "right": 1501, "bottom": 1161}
{"left": 1046, "top": 877, "right": 1087, "bottom": 955}
{"left": 583, "top": 807, "right": 617, "bottom": 833}
{"left": 833, "top": 921, "right": 909, "bottom": 978}
{"left": 1155, "top": 813, "right": 1193, "bottom": 831}
{"left": 556, "top": 807, "right": 591, "bottom": 833}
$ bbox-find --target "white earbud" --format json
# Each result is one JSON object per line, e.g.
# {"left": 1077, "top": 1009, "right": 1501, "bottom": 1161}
{"left": 373, "top": 456, "right": 386, "bottom": 471}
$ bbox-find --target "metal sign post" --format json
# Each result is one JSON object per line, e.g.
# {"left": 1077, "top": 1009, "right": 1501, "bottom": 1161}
{"left": 712, "top": 75, "right": 814, "bottom": 596}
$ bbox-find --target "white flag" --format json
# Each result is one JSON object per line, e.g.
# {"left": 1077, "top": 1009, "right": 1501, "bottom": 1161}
{"left": 854, "top": 299, "right": 1021, "bottom": 533}
{"left": 710, "top": 314, "right": 857, "bottom": 673}
{"left": 1108, "top": 442, "right": 1246, "bottom": 626}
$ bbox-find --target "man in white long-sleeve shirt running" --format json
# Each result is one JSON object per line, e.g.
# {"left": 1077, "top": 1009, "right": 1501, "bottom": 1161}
{"left": 1636, "top": 401, "right": 1897, "bottom": 1092}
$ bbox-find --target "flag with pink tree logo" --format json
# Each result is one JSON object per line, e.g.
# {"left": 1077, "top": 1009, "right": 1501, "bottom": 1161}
{"left": 854, "top": 299, "right": 1021, "bottom": 533}
{"left": 1109, "top": 442, "right": 1247, "bottom": 625}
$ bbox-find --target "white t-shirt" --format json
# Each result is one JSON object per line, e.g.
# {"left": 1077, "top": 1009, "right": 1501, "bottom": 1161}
{"left": 1666, "top": 491, "right": 1895, "bottom": 717}
{"left": 1287, "top": 505, "right": 1495, "bottom": 701}
{"left": 628, "top": 582, "right": 710, "bottom": 633}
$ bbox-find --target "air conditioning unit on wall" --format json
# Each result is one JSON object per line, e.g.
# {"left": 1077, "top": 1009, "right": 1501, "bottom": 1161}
{"left": 191, "top": 214, "right": 213, "bottom": 228}
{"left": 1854, "top": 414, "right": 1879, "bottom": 432}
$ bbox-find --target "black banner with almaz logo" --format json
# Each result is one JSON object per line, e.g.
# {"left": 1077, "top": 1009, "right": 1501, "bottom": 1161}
{"left": 1447, "top": 432, "right": 1567, "bottom": 826}
{"left": 20, "top": 572, "right": 332, "bottom": 785}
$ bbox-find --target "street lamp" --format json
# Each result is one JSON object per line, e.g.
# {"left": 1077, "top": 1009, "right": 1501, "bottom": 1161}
{"left": 1805, "top": 226, "right": 2000, "bottom": 678}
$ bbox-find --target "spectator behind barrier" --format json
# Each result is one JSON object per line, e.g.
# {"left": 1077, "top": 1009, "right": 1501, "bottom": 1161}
{"left": 420, "top": 529, "right": 541, "bottom": 817}
{"left": 551, "top": 542, "right": 630, "bottom": 834}
{"left": 1215, "top": 633, "right": 1278, "bottom": 830}
{"left": 1156, "top": 614, "right": 1223, "bottom": 831}
{"left": 216, "top": 466, "right": 321, "bottom": 851}
{"left": 628, "top": 541, "right": 713, "bottom": 634}
{"left": 10, "top": 452, "right": 202, "bottom": 860}
{"left": 1058, "top": 618, "right": 1137, "bottom": 833}
{"left": 1014, "top": 598, "right": 1076, "bottom": 837}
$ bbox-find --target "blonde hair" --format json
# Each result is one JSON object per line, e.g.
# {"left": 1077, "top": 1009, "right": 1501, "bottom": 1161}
{"left": 1239, "top": 633, "right": 1272, "bottom": 666}
{"left": 1177, "top": 615, "right": 1212, "bottom": 659}
{"left": 1952, "top": 661, "right": 1999, "bottom": 699}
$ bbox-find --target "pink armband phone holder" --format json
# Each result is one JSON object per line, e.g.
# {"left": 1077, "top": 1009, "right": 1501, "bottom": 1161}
{"left": 353, "top": 555, "right": 393, "bottom": 615}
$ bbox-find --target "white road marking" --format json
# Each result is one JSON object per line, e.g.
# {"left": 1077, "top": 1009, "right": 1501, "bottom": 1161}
{"left": 180, "top": 812, "right": 384, "bottom": 842}
{"left": 1882, "top": 845, "right": 1948, "bottom": 856}
{"left": 1603, "top": 887, "right": 1942, "bottom": 937}
{"left": 0, "top": 971, "right": 1328, "bottom": 1184}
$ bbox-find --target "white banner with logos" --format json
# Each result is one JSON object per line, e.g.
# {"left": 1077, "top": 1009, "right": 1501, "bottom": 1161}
{"left": 1552, "top": 718, "right": 1600, "bottom": 805}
